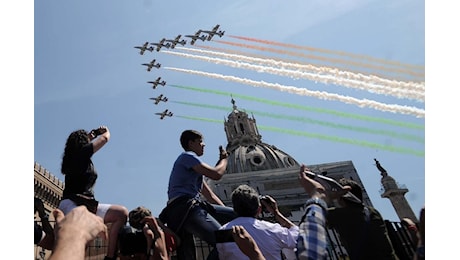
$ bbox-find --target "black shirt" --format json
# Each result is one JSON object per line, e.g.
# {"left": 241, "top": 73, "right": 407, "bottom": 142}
{"left": 62, "top": 143, "right": 98, "bottom": 198}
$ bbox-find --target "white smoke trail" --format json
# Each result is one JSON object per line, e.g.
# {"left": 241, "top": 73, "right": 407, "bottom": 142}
{"left": 197, "top": 44, "right": 423, "bottom": 83}
{"left": 164, "top": 66, "right": 425, "bottom": 118}
{"left": 177, "top": 46, "right": 425, "bottom": 94}
{"left": 163, "top": 50, "right": 424, "bottom": 102}
{"left": 215, "top": 40, "right": 425, "bottom": 79}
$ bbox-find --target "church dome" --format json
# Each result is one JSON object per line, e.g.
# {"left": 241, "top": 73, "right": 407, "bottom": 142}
{"left": 223, "top": 99, "right": 299, "bottom": 174}
{"left": 226, "top": 142, "right": 299, "bottom": 174}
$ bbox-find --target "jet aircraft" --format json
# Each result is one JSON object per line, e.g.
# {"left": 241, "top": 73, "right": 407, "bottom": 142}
{"left": 184, "top": 30, "right": 207, "bottom": 45}
{"left": 134, "top": 42, "right": 153, "bottom": 55}
{"left": 200, "top": 24, "right": 225, "bottom": 41}
{"left": 149, "top": 94, "right": 168, "bottom": 105}
{"left": 150, "top": 38, "right": 171, "bottom": 52}
{"left": 155, "top": 109, "right": 173, "bottom": 119}
{"left": 165, "top": 34, "right": 187, "bottom": 49}
{"left": 142, "top": 59, "right": 161, "bottom": 71}
{"left": 147, "top": 77, "right": 166, "bottom": 89}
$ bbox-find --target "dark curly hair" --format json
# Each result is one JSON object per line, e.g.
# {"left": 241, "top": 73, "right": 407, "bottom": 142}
{"left": 61, "top": 129, "right": 90, "bottom": 175}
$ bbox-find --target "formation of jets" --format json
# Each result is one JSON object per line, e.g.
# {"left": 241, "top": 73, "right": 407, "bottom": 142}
{"left": 165, "top": 34, "right": 187, "bottom": 49}
{"left": 184, "top": 24, "right": 224, "bottom": 45}
{"left": 134, "top": 25, "right": 226, "bottom": 120}
{"left": 200, "top": 24, "right": 225, "bottom": 41}
{"left": 148, "top": 77, "right": 166, "bottom": 89}
{"left": 135, "top": 24, "right": 224, "bottom": 53}
{"left": 134, "top": 42, "right": 154, "bottom": 55}
{"left": 142, "top": 59, "right": 161, "bottom": 71}
{"left": 150, "top": 38, "right": 171, "bottom": 52}
{"left": 184, "top": 30, "right": 207, "bottom": 45}
{"left": 150, "top": 94, "right": 168, "bottom": 105}
{"left": 155, "top": 109, "right": 173, "bottom": 119}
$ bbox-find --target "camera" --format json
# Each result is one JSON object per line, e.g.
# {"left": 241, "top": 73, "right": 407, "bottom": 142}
{"left": 90, "top": 128, "right": 105, "bottom": 137}
{"left": 259, "top": 195, "right": 271, "bottom": 212}
{"left": 259, "top": 195, "right": 268, "bottom": 201}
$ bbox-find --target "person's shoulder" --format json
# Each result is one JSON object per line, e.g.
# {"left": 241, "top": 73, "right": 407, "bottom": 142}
{"left": 80, "top": 142, "right": 94, "bottom": 155}
{"left": 182, "top": 151, "right": 202, "bottom": 162}
{"left": 256, "top": 218, "right": 284, "bottom": 229}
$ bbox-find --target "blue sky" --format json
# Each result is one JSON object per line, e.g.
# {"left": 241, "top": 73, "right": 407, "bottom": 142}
{"left": 31, "top": 0, "right": 427, "bottom": 225}
{"left": 0, "top": 1, "right": 454, "bottom": 258}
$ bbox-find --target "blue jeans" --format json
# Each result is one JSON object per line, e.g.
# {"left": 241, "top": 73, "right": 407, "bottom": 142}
{"left": 161, "top": 198, "right": 236, "bottom": 260}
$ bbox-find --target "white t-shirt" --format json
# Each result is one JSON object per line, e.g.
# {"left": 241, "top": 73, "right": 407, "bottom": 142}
{"left": 216, "top": 217, "right": 299, "bottom": 260}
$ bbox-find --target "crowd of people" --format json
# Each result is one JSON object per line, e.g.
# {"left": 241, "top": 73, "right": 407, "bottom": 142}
{"left": 34, "top": 127, "right": 425, "bottom": 260}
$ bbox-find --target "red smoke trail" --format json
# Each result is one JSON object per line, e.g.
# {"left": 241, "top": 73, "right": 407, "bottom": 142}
{"left": 213, "top": 40, "right": 424, "bottom": 79}
{"left": 228, "top": 35, "right": 425, "bottom": 72}
{"left": 196, "top": 44, "right": 420, "bottom": 83}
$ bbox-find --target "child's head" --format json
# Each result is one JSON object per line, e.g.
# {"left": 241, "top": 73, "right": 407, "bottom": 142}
{"left": 180, "top": 130, "right": 203, "bottom": 150}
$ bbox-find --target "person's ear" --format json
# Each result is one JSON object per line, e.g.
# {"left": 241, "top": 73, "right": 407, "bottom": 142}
{"left": 187, "top": 140, "right": 193, "bottom": 149}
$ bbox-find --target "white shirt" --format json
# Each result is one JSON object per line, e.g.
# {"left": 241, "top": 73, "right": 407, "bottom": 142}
{"left": 216, "top": 217, "right": 299, "bottom": 260}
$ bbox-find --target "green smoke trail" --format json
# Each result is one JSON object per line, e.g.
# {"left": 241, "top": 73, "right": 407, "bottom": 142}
{"left": 171, "top": 100, "right": 424, "bottom": 144}
{"left": 169, "top": 84, "right": 424, "bottom": 130}
{"left": 175, "top": 115, "right": 424, "bottom": 157}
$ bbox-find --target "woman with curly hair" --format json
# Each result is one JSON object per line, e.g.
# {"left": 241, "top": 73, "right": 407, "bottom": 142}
{"left": 58, "top": 125, "right": 128, "bottom": 260}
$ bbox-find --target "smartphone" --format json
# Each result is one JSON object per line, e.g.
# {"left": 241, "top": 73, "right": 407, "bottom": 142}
{"left": 215, "top": 229, "right": 234, "bottom": 243}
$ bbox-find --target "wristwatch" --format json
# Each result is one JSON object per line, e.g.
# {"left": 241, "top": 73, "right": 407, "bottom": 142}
{"left": 304, "top": 197, "right": 328, "bottom": 212}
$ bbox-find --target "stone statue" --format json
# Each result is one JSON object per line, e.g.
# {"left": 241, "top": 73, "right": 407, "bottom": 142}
{"left": 374, "top": 158, "right": 388, "bottom": 177}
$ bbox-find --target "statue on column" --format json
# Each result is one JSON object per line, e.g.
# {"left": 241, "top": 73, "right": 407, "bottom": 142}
{"left": 374, "top": 158, "right": 388, "bottom": 177}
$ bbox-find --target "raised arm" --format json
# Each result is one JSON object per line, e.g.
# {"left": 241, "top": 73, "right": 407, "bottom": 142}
{"left": 192, "top": 145, "right": 228, "bottom": 180}
{"left": 260, "top": 195, "right": 296, "bottom": 229}
{"left": 141, "top": 216, "right": 168, "bottom": 260}
{"left": 296, "top": 164, "right": 351, "bottom": 260}
{"left": 90, "top": 125, "right": 110, "bottom": 154}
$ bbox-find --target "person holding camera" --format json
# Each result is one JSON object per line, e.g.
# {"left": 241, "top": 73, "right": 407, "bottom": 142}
{"left": 58, "top": 125, "right": 128, "bottom": 260}
{"left": 216, "top": 184, "right": 299, "bottom": 260}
